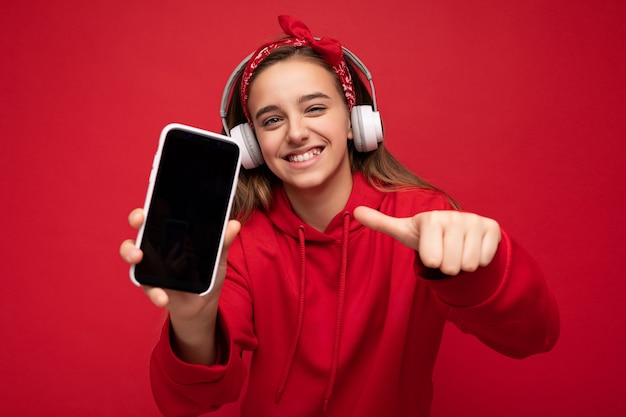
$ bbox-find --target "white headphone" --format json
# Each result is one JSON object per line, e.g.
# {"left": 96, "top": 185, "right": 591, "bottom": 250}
{"left": 220, "top": 47, "right": 384, "bottom": 169}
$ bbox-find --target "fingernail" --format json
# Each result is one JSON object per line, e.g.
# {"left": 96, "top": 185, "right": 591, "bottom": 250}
{"left": 156, "top": 293, "right": 167, "bottom": 306}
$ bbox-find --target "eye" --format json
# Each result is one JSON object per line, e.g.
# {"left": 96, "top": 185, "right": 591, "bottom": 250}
{"left": 262, "top": 116, "right": 282, "bottom": 127}
{"left": 306, "top": 105, "right": 326, "bottom": 114}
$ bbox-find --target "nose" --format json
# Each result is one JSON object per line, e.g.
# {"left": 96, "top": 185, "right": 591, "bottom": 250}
{"left": 285, "top": 116, "right": 308, "bottom": 144}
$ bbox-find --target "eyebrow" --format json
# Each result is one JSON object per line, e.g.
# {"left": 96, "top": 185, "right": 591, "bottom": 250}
{"left": 298, "top": 92, "right": 331, "bottom": 104}
{"left": 253, "top": 92, "right": 332, "bottom": 121}
{"left": 254, "top": 105, "right": 279, "bottom": 121}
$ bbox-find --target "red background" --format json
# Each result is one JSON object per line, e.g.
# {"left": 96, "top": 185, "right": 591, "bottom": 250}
{"left": 1, "top": 1, "right": 625, "bottom": 415}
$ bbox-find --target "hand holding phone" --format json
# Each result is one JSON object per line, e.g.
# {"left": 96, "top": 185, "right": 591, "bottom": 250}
{"left": 122, "top": 207, "right": 241, "bottom": 366}
{"left": 129, "top": 123, "right": 241, "bottom": 295}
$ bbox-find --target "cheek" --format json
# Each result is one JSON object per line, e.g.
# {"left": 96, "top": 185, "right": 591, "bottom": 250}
{"left": 336, "top": 113, "right": 354, "bottom": 139}
{"left": 255, "top": 132, "right": 281, "bottom": 158}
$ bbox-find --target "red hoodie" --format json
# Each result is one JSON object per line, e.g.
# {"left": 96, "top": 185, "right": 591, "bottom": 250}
{"left": 150, "top": 173, "right": 560, "bottom": 417}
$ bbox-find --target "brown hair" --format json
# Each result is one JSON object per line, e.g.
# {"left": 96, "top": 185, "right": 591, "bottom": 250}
{"left": 224, "top": 46, "right": 457, "bottom": 222}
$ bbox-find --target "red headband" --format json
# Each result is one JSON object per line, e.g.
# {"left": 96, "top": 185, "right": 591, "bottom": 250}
{"left": 239, "top": 15, "right": 356, "bottom": 125}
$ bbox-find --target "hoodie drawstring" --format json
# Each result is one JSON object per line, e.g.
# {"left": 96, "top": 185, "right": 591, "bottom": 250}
{"left": 275, "top": 225, "right": 307, "bottom": 403}
{"left": 274, "top": 213, "right": 351, "bottom": 413}
{"left": 323, "top": 212, "right": 351, "bottom": 412}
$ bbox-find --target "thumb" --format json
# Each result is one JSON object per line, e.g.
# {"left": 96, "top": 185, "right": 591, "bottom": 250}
{"left": 223, "top": 220, "right": 241, "bottom": 249}
{"left": 218, "top": 219, "right": 241, "bottom": 268}
{"left": 353, "top": 206, "right": 419, "bottom": 251}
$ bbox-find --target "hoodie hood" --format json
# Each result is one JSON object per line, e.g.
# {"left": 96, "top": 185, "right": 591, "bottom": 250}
{"left": 267, "top": 172, "right": 384, "bottom": 412}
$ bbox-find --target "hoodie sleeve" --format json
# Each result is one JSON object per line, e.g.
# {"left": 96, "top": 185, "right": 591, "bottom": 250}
{"left": 148, "top": 236, "right": 256, "bottom": 417}
{"left": 149, "top": 312, "right": 247, "bottom": 417}
{"left": 420, "top": 229, "right": 560, "bottom": 359}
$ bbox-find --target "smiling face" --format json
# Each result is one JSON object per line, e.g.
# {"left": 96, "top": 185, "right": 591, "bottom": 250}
{"left": 247, "top": 57, "right": 354, "bottom": 202}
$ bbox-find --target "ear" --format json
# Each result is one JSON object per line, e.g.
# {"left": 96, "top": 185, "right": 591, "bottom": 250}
{"left": 347, "top": 117, "right": 354, "bottom": 140}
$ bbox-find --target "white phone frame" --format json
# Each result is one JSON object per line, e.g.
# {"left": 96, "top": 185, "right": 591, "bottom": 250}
{"left": 129, "top": 123, "right": 242, "bottom": 296}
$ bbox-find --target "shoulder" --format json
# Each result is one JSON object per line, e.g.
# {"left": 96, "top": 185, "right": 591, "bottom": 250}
{"left": 234, "top": 208, "right": 290, "bottom": 254}
{"left": 235, "top": 210, "right": 279, "bottom": 250}
{"left": 228, "top": 210, "right": 279, "bottom": 271}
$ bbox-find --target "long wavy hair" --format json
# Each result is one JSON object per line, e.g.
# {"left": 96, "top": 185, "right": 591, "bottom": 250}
{"left": 223, "top": 46, "right": 457, "bottom": 222}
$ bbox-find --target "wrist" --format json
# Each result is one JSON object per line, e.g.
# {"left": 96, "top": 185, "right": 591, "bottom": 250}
{"left": 169, "top": 301, "right": 220, "bottom": 365}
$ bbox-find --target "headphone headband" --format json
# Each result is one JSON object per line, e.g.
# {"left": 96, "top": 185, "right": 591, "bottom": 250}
{"left": 220, "top": 45, "right": 378, "bottom": 135}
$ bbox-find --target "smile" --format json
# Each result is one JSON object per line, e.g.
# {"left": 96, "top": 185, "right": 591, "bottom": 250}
{"left": 286, "top": 147, "right": 322, "bottom": 163}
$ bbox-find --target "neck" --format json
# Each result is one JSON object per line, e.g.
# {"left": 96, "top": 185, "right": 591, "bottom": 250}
{"left": 284, "top": 170, "right": 353, "bottom": 232}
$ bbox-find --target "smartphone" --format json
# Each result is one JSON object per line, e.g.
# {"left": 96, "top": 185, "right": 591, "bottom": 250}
{"left": 130, "top": 123, "right": 241, "bottom": 295}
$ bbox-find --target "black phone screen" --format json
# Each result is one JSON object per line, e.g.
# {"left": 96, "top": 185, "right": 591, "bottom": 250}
{"left": 134, "top": 128, "right": 240, "bottom": 293}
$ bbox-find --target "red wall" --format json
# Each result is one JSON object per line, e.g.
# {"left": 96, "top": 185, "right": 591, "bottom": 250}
{"left": 1, "top": 1, "right": 624, "bottom": 415}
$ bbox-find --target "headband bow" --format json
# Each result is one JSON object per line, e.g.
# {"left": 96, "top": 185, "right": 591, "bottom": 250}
{"left": 278, "top": 15, "right": 344, "bottom": 66}
{"left": 239, "top": 15, "right": 355, "bottom": 126}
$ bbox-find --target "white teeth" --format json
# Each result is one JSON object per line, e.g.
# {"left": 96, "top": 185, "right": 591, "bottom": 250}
{"left": 288, "top": 148, "right": 321, "bottom": 162}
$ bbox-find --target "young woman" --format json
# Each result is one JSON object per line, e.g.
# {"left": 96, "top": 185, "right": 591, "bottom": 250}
{"left": 120, "top": 15, "right": 559, "bottom": 417}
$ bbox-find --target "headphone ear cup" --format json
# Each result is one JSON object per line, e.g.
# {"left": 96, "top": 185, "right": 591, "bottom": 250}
{"left": 229, "top": 123, "right": 264, "bottom": 169}
{"left": 351, "top": 106, "right": 384, "bottom": 152}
